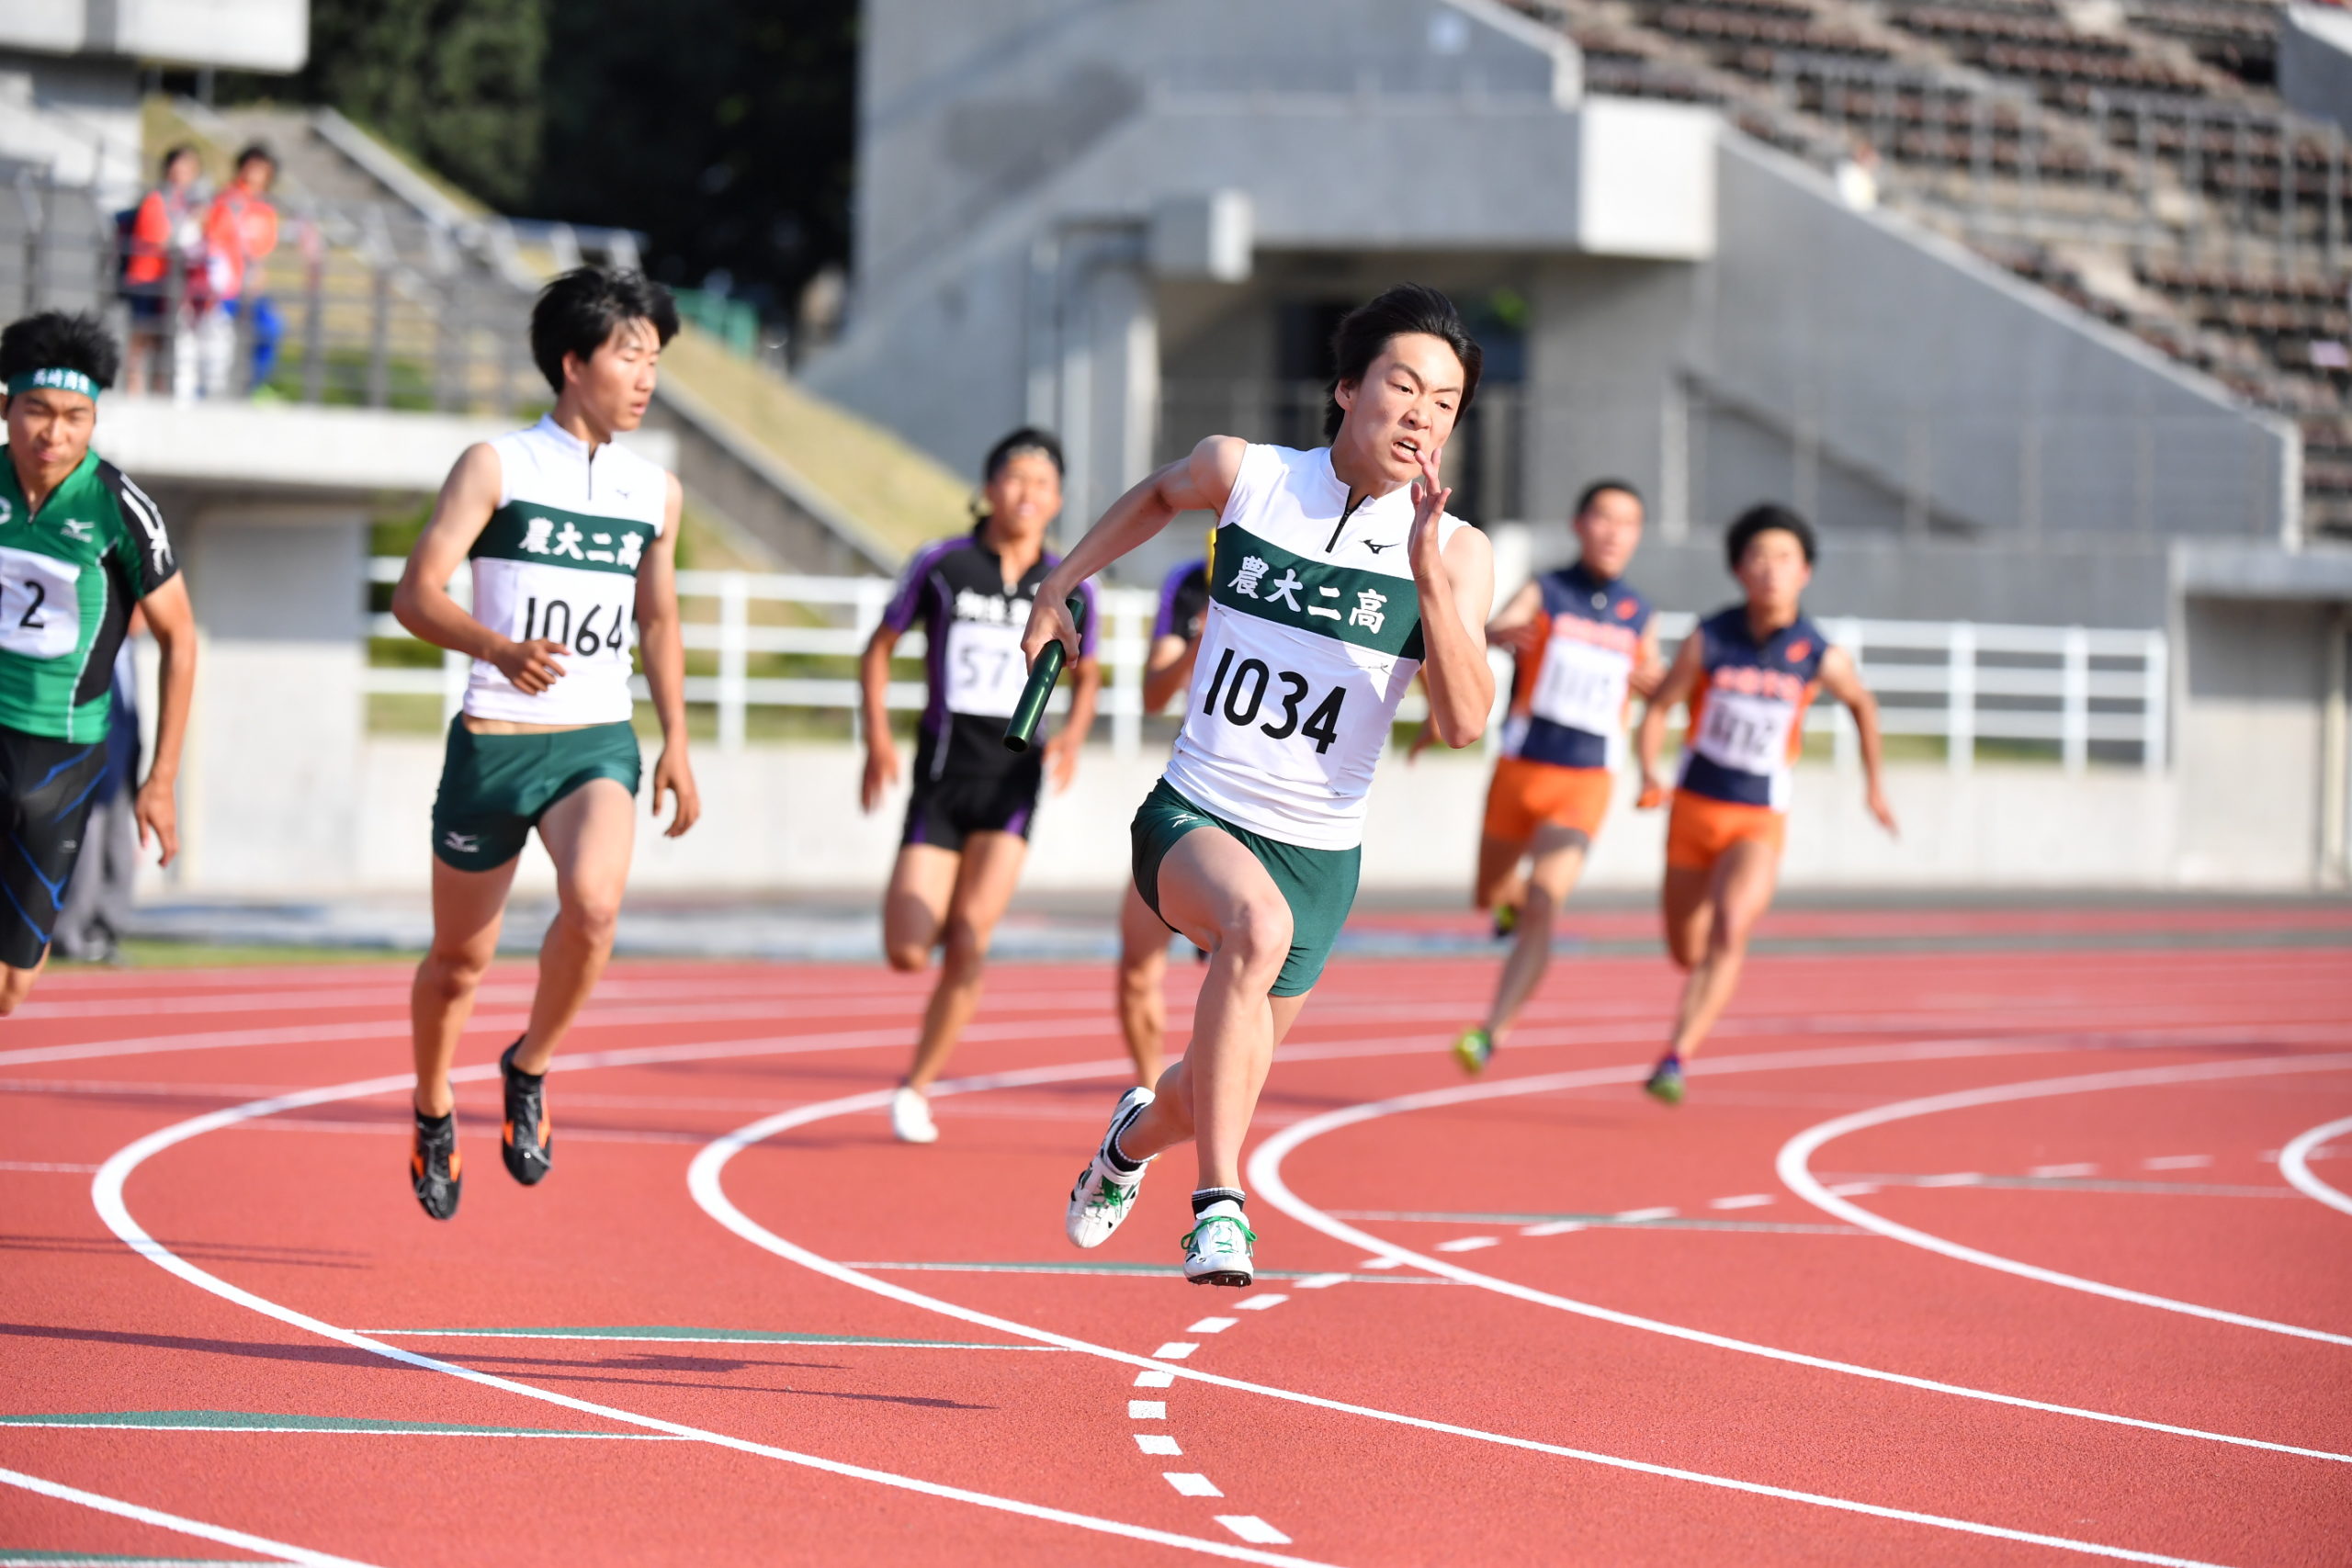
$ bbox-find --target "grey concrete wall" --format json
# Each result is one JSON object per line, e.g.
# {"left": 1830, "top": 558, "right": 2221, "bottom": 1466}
{"left": 2281, "top": 6, "right": 2352, "bottom": 138}
{"left": 2174, "top": 596, "right": 2330, "bottom": 886}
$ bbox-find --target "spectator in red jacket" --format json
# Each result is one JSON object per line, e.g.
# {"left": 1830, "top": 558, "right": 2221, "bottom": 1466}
{"left": 123, "top": 145, "right": 205, "bottom": 396}
{"left": 193, "top": 144, "right": 281, "bottom": 399}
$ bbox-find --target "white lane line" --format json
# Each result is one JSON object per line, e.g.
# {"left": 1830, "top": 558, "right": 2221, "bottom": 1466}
{"left": 0, "top": 1464, "right": 379, "bottom": 1567}
{"left": 2143, "top": 1156, "right": 2212, "bottom": 1171}
{"left": 1154, "top": 1343, "right": 1201, "bottom": 1359}
{"left": 1520, "top": 1220, "right": 1584, "bottom": 1236}
{"left": 1710, "top": 1194, "right": 1775, "bottom": 1210}
{"left": 1218, "top": 1517, "right": 1295, "bottom": 1546}
{"left": 2278, "top": 1115, "right": 2352, "bottom": 1219}
{"left": 1777, "top": 1054, "right": 2352, "bottom": 1347}
{"left": 692, "top": 1058, "right": 2267, "bottom": 1565}
{"left": 1135, "top": 1435, "right": 1182, "bottom": 1456}
{"left": 1613, "top": 1206, "right": 1677, "bottom": 1223}
{"left": 92, "top": 1064, "right": 1344, "bottom": 1568}
{"left": 1135, "top": 1371, "right": 1177, "bottom": 1389}
{"left": 1247, "top": 1040, "right": 2352, "bottom": 1466}
{"left": 2030, "top": 1164, "right": 2099, "bottom": 1179}
{"left": 1131, "top": 1402, "right": 1168, "bottom": 1419}
{"left": 1433, "top": 1236, "right": 1501, "bottom": 1253}
{"left": 1237, "top": 1294, "right": 1289, "bottom": 1312}
{"left": 1825, "top": 1182, "right": 1879, "bottom": 1197}
{"left": 1166, "top": 1473, "right": 1225, "bottom": 1497}
{"left": 1189, "top": 1318, "right": 1239, "bottom": 1334}
{"left": 1293, "top": 1274, "right": 1348, "bottom": 1290}
{"left": 1353, "top": 1257, "right": 1402, "bottom": 1270}
{"left": 1917, "top": 1173, "right": 1982, "bottom": 1187}
{"left": 0, "top": 1159, "right": 100, "bottom": 1172}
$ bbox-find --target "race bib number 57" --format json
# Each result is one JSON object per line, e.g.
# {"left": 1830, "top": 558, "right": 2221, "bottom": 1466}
{"left": 0, "top": 546, "right": 82, "bottom": 661}
{"left": 944, "top": 619, "right": 1029, "bottom": 718}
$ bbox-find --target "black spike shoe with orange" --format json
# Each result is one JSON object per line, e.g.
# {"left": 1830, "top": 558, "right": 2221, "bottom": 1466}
{"left": 499, "top": 1038, "right": 553, "bottom": 1186}
{"left": 412, "top": 1109, "right": 461, "bottom": 1220}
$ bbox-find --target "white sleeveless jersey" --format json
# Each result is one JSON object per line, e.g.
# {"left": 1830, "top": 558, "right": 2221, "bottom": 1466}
{"left": 462, "top": 416, "right": 669, "bottom": 725}
{"left": 1162, "top": 444, "right": 1469, "bottom": 851}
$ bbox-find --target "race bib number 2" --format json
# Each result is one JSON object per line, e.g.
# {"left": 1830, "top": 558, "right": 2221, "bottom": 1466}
{"left": 0, "top": 546, "right": 82, "bottom": 661}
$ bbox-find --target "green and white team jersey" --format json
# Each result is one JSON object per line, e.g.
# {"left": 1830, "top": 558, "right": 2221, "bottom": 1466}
{"left": 1164, "top": 443, "right": 1469, "bottom": 851}
{"left": 0, "top": 446, "right": 177, "bottom": 742}
{"left": 464, "top": 415, "right": 668, "bottom": 726}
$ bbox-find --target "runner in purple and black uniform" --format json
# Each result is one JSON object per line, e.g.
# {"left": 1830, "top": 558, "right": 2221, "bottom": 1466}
{"left": 859, "top": 427, "right": 1101, "bottom": 1143}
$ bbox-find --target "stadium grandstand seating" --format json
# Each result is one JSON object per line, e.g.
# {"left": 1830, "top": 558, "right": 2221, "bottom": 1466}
{"left": 1507, "top": 0, "right": 2352, "bottom": 536}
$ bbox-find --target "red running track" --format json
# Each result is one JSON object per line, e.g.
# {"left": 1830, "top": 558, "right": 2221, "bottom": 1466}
{"left": 1, "top": 923, "right": 2348, "bottom": 1566}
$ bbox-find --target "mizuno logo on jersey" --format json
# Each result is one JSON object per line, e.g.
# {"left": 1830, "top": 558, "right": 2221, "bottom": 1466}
{"left": 442, "top": 830, "right": 480, "bottom": 853}
{"left": 59, "top": 519, "right": 94, "bottom": 542}
{"left": 1362, "top": 540, "right": 1394, "bottom": 553}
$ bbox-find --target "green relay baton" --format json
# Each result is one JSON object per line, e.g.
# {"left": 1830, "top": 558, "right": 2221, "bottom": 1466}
{"left": 1003, "top": 595, "right": 1086, "bottom": 753}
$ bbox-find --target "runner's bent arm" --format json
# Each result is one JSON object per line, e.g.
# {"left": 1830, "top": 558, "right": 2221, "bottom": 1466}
{"left": 1818, "top": 645, "right": 1898, "bottom": 835}
{"left": 132, "top": 574, "right": 196, "bottom": 865}
{"left": 1629, "top": 619, "right": 1667, "bottom": 699}
{"left": 635, "top": 473, "right": 699, "bottom": 836}
{"left": 1026, "top": 436, "right": 1246, "bottom": 668}
{"left": 392, "top": 444, "right": 567, "bottom": 694}
{"left": 1409, "top": 448, "right": 1496, "bottom": 749}
{"left": 1636, "top": 633, "right": 1706, "bottom": 800}
{"left": 857, "top": 621, "right": 901, "bottom": 814}
{"left": 1484, "top": 579, "right": 1542, "bottom": 655}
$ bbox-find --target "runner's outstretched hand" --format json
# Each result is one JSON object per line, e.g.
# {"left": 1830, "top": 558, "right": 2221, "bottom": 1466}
{"left": 134, "top": 773, "right": 178, "bottom": 866}
{"left": 1867, "top": 784, "right": 1899, "bottom": 837}
{"left": 1041, "top": 728, "right": 1082, "bottom": 792}
{"left": 1407, "top": 444, "right": 1452, "bottom": 579}
{"left": 653, "top": 746, "right": 700, "bottom": 838}
{"left": 861, "top": 733, "right": 900, "bottom": 815}
{"left": 491, "top": 637, "right": 568, "bottom": 695}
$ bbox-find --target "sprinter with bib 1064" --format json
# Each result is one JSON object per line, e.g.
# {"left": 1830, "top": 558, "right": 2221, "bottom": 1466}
{"left": 1036, "top": 284, "right": 1497, "bottom": 1287}
{"left": 1634, "top": 504, "right": 1895, "bottom": 1105}
{"left": 0, "top": 310, "right": 197, "bottom": 1012}
{"left": 392, "top": 268, "right": 701, "bottom": 1220}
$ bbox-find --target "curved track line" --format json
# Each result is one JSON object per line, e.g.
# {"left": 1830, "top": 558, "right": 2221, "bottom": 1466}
{"left": 0, "top": 1463, "right": 383, "bottom": 1567}
{"left": 1244, "top": 1045, "right": 2352, "bottom": 1465}
{"left": 688, "top": 1057, "right": 2245, "bottom": 1567}
{"left": 90, "top": 1057, "right": 1343, "bottom": 1568}
{"left": 2278, "top": 1115, "right": 2352, "bottom": 1219}
{"left": 1777, "top": 1054, "right": 2352, "bottom": 1346}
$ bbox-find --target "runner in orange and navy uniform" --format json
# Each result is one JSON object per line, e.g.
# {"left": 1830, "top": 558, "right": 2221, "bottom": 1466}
{"left": 1634, "top": 503, "right": 1896, "bottom": 1103}
{"left": 1442, "top": 480, "right": 1661, "bottom": 1073}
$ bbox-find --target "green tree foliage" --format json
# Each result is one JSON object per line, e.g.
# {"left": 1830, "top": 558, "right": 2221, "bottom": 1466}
{"left": 531, "top": 0, "right": 856, "bottom": 318}
{"left": 277, "top": 0, "right": 548, "bottom": 209}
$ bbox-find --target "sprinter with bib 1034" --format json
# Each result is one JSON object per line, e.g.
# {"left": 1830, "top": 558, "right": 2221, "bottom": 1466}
{"left": 392, "top": 268, "right": 701, "bottom": 1220}
{"left": 1633, "top": 504, "right": 1895, "bottom": 1105}
{"left": 0, "top": 310, "right": 197, "bottom": 1012}
{"left": 1036, "top": 284, "right": 1497, "bottom": 1287}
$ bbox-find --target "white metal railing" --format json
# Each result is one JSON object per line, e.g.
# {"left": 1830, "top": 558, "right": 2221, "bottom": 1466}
{"left": 363, "top": 561, "right": 2168, "bottom": 772}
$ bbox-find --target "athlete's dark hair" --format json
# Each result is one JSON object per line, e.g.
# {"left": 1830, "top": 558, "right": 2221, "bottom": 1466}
{"left": 1323, "top": 283, "right": 1483, "bottom": 441}
{"left": 232, "top": 141, "right": 276, "bottom": 173}
{"left": 983, "top": 425, "right": 1065, "bottom": 482}
{"left": 1575, "top": 479, "right": 1643, "bottom": 518}
{"left": 160, "top": 143, "right": 199, "bottom": 176}
{"left": 529, "top": 266, "right": 681, "bottom": 393}
{"left": 1724, "top": 502, "right": 1817, "bottom": 570}
{"left": 0, "top": 310, "right": 120, "bottom": 392}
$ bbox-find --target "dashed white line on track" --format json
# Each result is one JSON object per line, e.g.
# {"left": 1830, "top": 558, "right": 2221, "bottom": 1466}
{"left": 1613, "top": 1206, "right": 1676, "bottom": 1222}
{"left": 1135, "top": 1435, "right": 1182, "bottom": 1456}
{"left": 1131, "top": 1402, "right": 1167, "bottom": 1419}
{"left": 1709, "top": 1194, "right": 1775, "bottom": 1209}
{"left": 0, "top": 1159, "right": 99, "bottom": 1172}
{"left": 1217, "top": 1517, "right": 1294, "bottom": 1546}
{"left": 1166, "top": 1472, "right": 1225, "bottom": 1496}
{"left": 1433, "top": 1236, "right": 1500, "bottom": 1253}
{"left": 1189, "top": 1317, "right": 1238, "bottom": 1334}
{"left": 2030, "top": 1163, "right": 2099, "bottom": 1178}
{"left": 1135, "top": 1371, "right": 1177, "bottom": 1388}
{"left": 1237, "top": 1294, "right": 1288, "bottom": 1311}
{"left": 2143, "top": 1156, "right": 2212, "bottom": 1171}
{"left": 1520, "top": 1220, "right": 1584, "bottom": 1235}
{"left": 1154, "top": 1342, "right": 1200, "bottom": 1359}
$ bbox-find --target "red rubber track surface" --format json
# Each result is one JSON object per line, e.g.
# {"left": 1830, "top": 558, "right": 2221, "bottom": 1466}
{"left": 1, "top": 923, "right": 2347, "bottom": 1566}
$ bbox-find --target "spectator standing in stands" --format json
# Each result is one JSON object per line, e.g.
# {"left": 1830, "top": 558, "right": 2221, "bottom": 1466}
{"left": 195, "top": 145, "right": 281, "bottom": 400}
{"left": 122, "top": 146, "right": 207, "bottom": 397}
{"left": 55, "top": 637, "right": 143, "bottom": 964}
